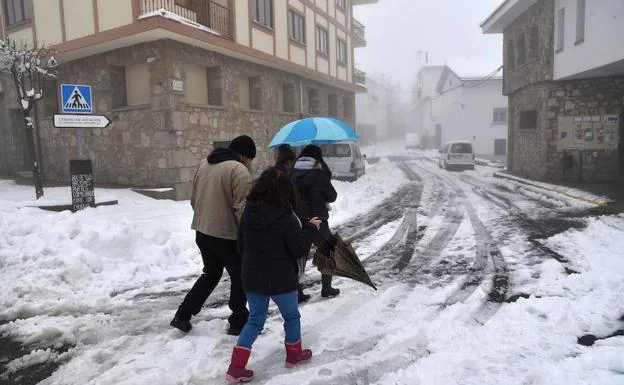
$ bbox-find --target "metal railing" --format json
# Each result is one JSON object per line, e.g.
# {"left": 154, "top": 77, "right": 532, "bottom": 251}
{"left": 354, "top": 68, "right": 366, "bottom": 86}
{"left": 352, "top": 18, "right": 366, "bottom": 46}
{"left": 140, "top": 0, "right": 231, "bottom": 38}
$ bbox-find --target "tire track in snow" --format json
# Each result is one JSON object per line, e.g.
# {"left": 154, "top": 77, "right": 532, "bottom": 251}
{"left": 406, "top": 161, "right": 509, "bottom": 318}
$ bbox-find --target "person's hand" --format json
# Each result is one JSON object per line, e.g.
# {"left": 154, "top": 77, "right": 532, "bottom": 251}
{"left": 309, "top": 217, "right": 322, "bottom": 229}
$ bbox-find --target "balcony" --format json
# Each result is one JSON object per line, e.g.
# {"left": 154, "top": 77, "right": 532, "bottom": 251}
{"left": 140, "top": 0, "right": 232, "bottom": 39}
{"left": 352, "top": 18, "right": 366, "bottom": 47}
{"left": 354, "top": 68, "right": 366, "bottom": 86}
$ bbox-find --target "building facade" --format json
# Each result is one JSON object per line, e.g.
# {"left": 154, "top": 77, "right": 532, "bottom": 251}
{"left": 0, "top": 0, "right": 373, "bottom": 199}
{"left": 414, "top": 64, "right": 508, "bottom": 160}
{"left": 482, "top": 0, "right": 624, "bottom": 182}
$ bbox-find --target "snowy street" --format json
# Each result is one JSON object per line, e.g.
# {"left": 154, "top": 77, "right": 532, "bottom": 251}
{"left": 1, "top": 147, "right": 624, "bottom": 385}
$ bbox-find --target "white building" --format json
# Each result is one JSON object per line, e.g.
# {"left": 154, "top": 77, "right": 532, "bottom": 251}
{"left": 355, "top": 75, "right": 392, "bottom": 144}
{"left": 414, "top": 63, "right": 508, "bottom": 161}
{"left": 553, "top": 0, "right": 624, "bottom": 80}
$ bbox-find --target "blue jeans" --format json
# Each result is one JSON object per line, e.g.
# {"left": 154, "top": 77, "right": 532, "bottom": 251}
{"left": 237, "top": 291, "right": 300, "bottom": 348}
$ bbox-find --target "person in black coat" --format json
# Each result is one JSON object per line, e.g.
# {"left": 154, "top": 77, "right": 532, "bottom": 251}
{"left": 290, "top": 144, "right": 340, "bottom": 298}
{"left": 226, "top": 167, "right": 321, "bottom": 383}
{"left": 273, "top": 144, "right": 313, "bottom": 304}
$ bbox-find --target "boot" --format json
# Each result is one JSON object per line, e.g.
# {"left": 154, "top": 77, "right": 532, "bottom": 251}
{"left": 284, "top": 340, "right": 312, "bottom": 368}
{"left": 170, "top": 316, "right": 192, "bottom": 333}
{"left": 320, "top": 275, "right": 340, "bottom": 298}
{"left": 226, "top": 346, "right": 254, "bottom": 383}
{"left": 298, "top": 284, "right": 311, "bottom": 304}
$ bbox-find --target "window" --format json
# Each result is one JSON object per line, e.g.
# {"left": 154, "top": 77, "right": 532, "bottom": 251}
{"left": 185, "top": 64, "right": 208, "bottom": 104}
{"left": 337, "top": 39, "right": 347, "bottom": 65}
{"left": 450, "top": 143, "right": 473, "bottom": 154}
{"left": 494, "top": 139, "right": 507, "bottom": 156}
{"left": 252, "top": 0, "right": 272, "bottom": 28}
{"left": 110, "top": 66, "right": 127, "bottom": 108}
{"left": 519, "top": 110, "right": 538, "bottom": 129}
{"left": 343, "top": 97, "right": 353, "bottom": 118}
{"left": 493, "top": 107, "right": 507, "bottom": 124}
{"left": 307, "top": 88, "right": 320, "bottom": 115}
{"left": 288, "top": 10, "right": 305, "bottom": 44}
{"left": 316, "top": 26, "right": 329, "bottom": 56}
{"left": 576, "top": 0, "right": 585, "bottom": 44}
{"left": 239, "top": 75, "right": 262, "bottom": 110}
{"left": 336, "top": 0, "right": 345, "bottom": 9}
{"left": 125, "top": 63, "right": 150, "bottom": 106}
{"left": 282, "top": 83, "right": 295, "bottom": 113}
{"left": 248, "top": 76, "right": 262, "bottom": 110}
{"left": 506, "top": 42, "right": 515, "bottom": 71}
{"left": 328, "top": 94, "right": 338, "bottom": 116}
{"left": 528, "top": 26, "right": 539, "bottom": 60}
{"left": 4, "top": 0, "right": 31, "bottom": 26}
{"left": 207, "top": 67, "right": 223, "bottom": 106}
{"left": 320, "top": 143, "right": 351, "bottom": 157}
{"left": 556, "top": 8, "right": 565, "bottom": 52}
{"left": 516, "top": 33, "right": 526, "bottom": 66}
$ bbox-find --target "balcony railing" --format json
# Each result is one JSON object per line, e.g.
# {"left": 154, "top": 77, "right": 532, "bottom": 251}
{"left": 352, "top": 18, "right": 366, "bottom": 47}
{"left": 140, "top": 0, "right": 232, "bottom": 39}
{"left": 354, "top": 68, "right": 366, "bottom": 86}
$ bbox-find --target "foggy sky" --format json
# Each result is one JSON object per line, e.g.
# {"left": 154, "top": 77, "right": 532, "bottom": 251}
{"left": 353, "top": 0, "right": 504, "bottom": 87}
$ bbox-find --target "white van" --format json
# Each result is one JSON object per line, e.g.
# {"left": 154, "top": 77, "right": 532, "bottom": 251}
{"left": 319, "top": 142, "right": 366, "bottom": 181}
{"left": 438, "top": 141, "right": 475, "bottom": 170}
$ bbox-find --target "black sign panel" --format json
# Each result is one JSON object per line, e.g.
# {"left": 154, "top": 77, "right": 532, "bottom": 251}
{"left": 70, "top": 159, "right": 95, "bottom": 212}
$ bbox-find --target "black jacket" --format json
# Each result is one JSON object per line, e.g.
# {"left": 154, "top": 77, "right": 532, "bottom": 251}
{"left": 238, "top": 201, "right": 317, "bottom": 295}
{"left": 291, "top": 168, "right": 337, "bottom": 220}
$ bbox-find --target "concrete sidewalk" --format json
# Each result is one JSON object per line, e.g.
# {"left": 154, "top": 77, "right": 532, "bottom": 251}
{"left": 493, "top": 171, "right": 624, "bottom": 213}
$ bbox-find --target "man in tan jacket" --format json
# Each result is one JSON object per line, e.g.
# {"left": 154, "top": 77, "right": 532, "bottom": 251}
{"left": 171, "top": 135, "right": 256, "bottom": 335}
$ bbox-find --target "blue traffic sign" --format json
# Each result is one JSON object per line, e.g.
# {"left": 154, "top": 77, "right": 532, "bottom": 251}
{"left": 61, "top": 84, "right": 92, "bottom": 114}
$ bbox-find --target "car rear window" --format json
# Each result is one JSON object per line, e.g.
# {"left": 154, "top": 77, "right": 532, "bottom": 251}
{"left": 320, "top": 144, "right": 351, "bottom": 157}
{"left": 450, "top": 143, "right": 472, "bottom": 153}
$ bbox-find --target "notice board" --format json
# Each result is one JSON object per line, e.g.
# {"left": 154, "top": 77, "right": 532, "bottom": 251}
{"left": 557, "top": 115, "right": 620, "bottom": 151}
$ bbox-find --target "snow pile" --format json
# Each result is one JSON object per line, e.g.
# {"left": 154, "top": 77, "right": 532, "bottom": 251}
{"left": 331, "top": 157, "right": 409, "bottom": 226}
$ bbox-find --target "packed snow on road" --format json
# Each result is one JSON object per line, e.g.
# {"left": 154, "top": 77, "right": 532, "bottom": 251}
{"left": 1, "top": 145, "right": 623, "bottom": 385}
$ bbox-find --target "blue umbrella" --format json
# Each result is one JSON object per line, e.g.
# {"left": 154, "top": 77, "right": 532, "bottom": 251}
{"left": 268, "top": 117, "right": 360, "bottom": 148}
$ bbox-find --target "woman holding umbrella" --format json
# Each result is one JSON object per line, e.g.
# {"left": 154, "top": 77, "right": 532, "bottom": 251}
{"left": 291, "top": 144, "right": 340, "bottom": 298}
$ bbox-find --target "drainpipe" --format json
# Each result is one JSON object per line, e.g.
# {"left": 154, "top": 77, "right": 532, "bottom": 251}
{"left": 299, "top": 77, "right": 306, "bottom": 119}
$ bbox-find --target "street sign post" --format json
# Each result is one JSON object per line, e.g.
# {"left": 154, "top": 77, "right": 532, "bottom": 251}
{"left": 53, "top": 114, "right": 111, "bottom": 128}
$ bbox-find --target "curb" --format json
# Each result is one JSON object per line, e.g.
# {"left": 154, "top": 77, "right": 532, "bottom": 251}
{"left": 492, "top": 172, "right": 610, "bottom": 207}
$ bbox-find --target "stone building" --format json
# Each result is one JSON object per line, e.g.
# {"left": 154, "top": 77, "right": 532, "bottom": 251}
{"left": 0, "top": 0, "right": 374, "bottom": 199}
{"left": 482, "top": 0, "right": 624, "bottom": 182}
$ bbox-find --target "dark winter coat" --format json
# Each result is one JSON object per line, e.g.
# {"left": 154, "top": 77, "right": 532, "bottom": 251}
{"left": 238, "top": 200, "right": 318, "bottom": 295}
{"left": 290, "top": 157, "right": 337, "bottom": 221}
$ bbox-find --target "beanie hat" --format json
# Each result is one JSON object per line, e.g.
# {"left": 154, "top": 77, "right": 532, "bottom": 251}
{"left": 299, "top": 144, "right": 323, "bottom": 162}
{"left": 276, "top": 144, "right": 296, "bottom": 164}
{"left": 229, "top": 135, "right": 256, "bottom": 159}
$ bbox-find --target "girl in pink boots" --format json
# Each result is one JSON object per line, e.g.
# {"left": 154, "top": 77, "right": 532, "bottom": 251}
{"left": 226, "top": 167, "right": 321, "bottom": 383}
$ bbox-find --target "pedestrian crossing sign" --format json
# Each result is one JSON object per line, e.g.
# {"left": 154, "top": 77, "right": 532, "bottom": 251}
{"left": 61, "top": 84, "right": 93, "bottom": 114}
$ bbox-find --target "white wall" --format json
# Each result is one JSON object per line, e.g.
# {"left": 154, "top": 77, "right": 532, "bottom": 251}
{"left": 437, "top": 79, "right": 508, "bottom": 155}
{"left": 554, "top": 0, "right": 624, "bottom": 79}
{"left": 356, "top": 77, "right": 390, "bottom": 140}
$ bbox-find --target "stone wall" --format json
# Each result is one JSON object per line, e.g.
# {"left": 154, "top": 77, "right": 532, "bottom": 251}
{"left": 503, "top": 0, "right": 554, "bottom": 95}
{"left": 508, "top": 84, "right": 551, "bottom": 179}
{"left": 2, "top": 39, "right": 356, "bottom": 199}
{"left": 510, "top": 77, "right": 624, "bottom": 181}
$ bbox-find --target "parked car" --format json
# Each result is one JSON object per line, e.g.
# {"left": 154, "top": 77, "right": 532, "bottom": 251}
{"left": 438, "top": 141, "right": 475, "bottom": 171}
{"left": 319, "top": 142, "right": 366, "bottom": 181}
